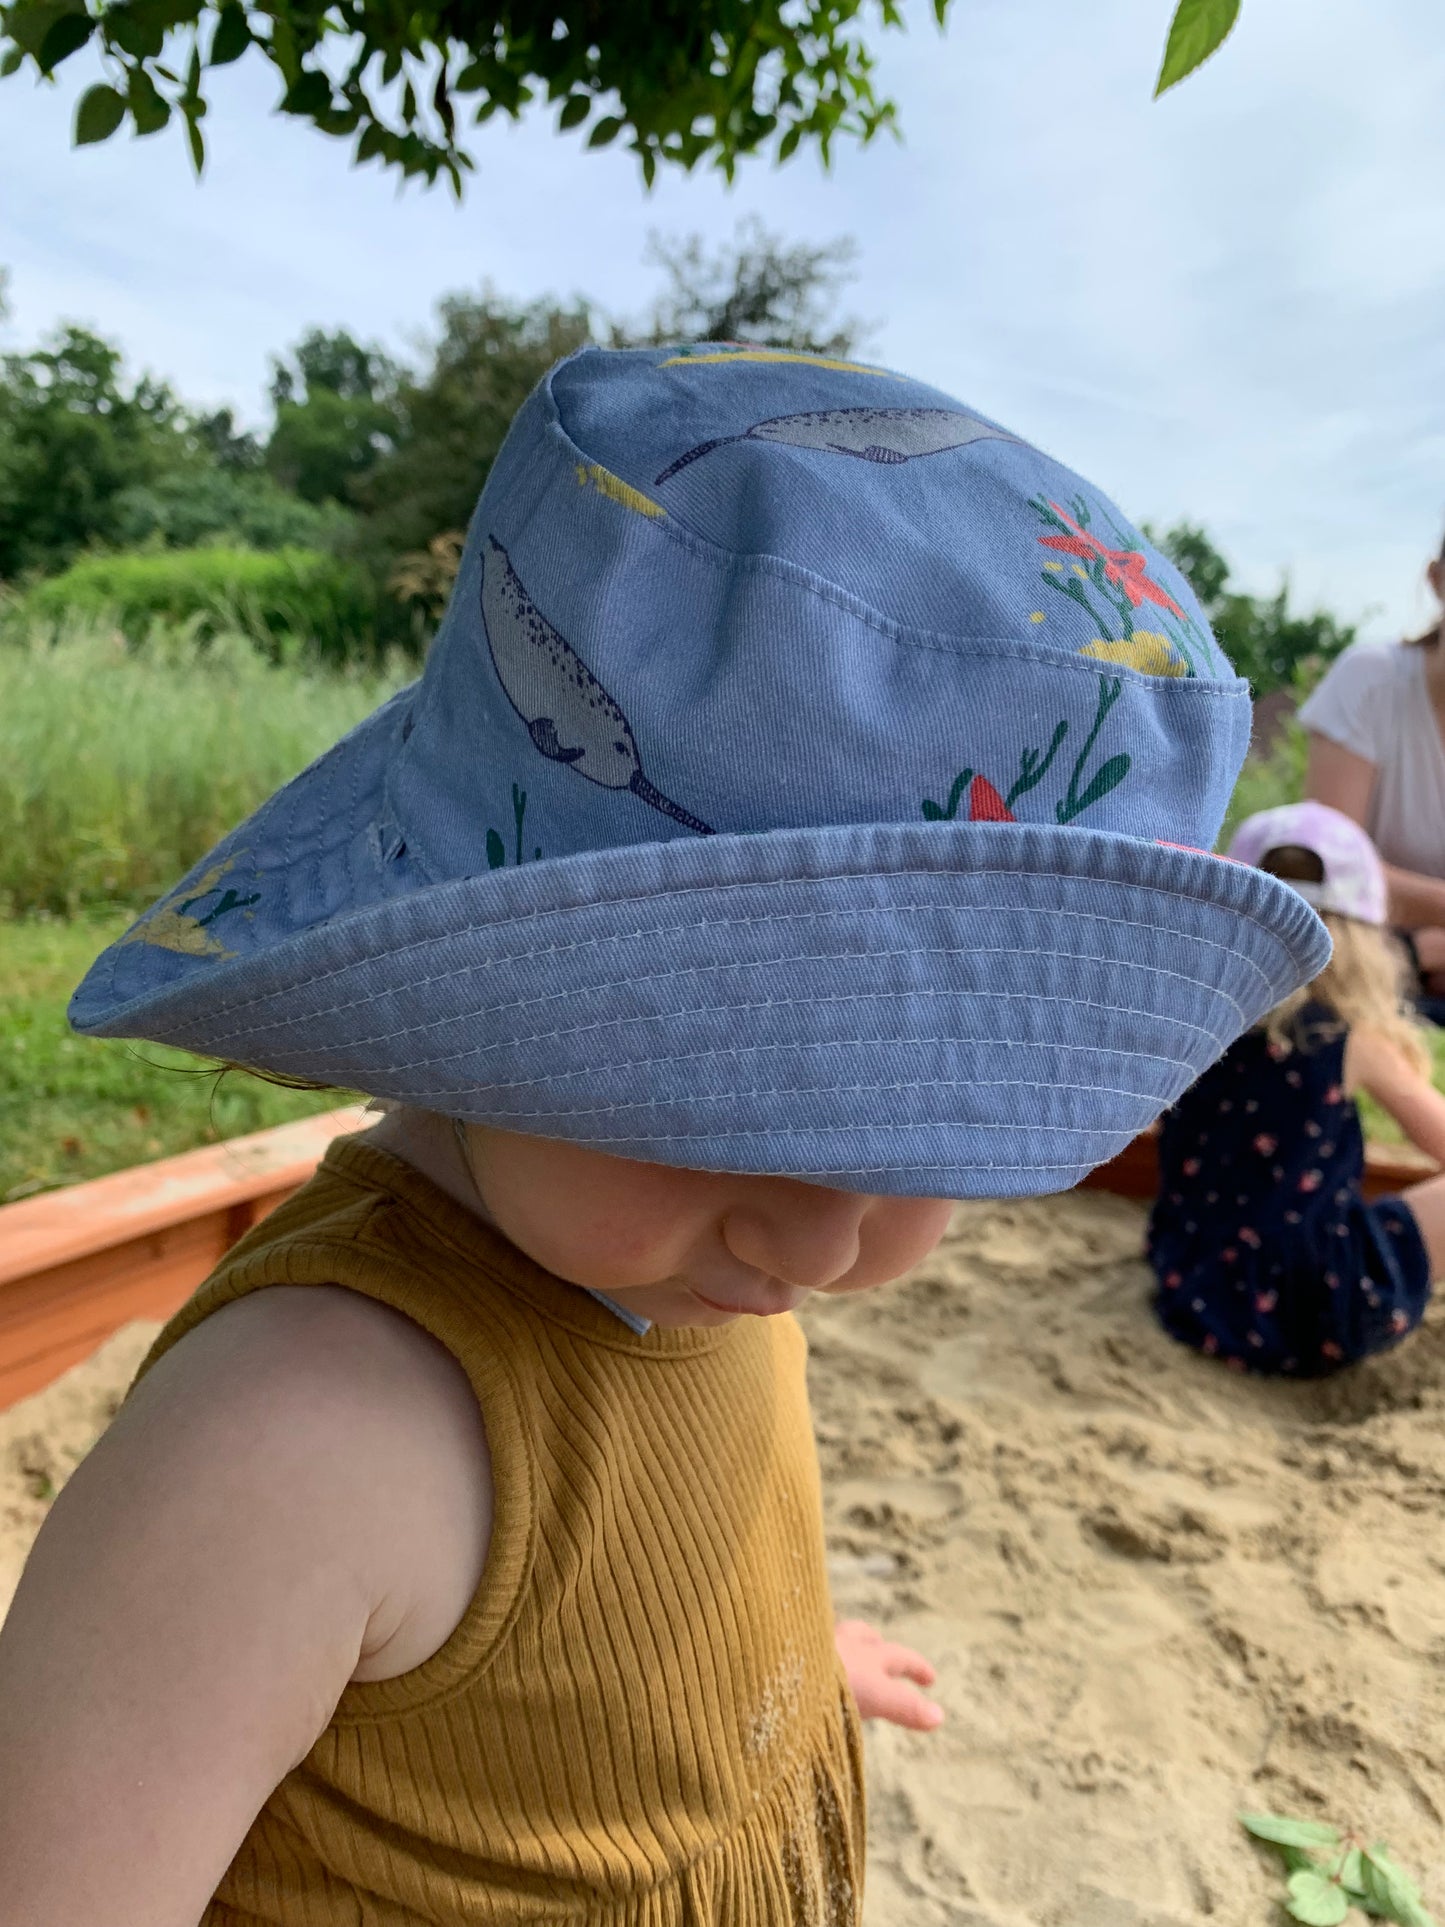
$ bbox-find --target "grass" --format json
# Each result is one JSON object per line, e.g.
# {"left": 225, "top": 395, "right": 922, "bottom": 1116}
{"left": 0, "top": 912, "right": 350, "bottom": 1203}
{"left": 0, "top": 620, "right": 406, "bottom": 918}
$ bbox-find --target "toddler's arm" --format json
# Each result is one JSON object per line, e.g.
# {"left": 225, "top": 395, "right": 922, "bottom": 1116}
{"left": 0, "top": 1285, "right": 490, "bottom": 1927}
{"left": 1348, "top": 1026, "right": 1445, "bottom": 1168}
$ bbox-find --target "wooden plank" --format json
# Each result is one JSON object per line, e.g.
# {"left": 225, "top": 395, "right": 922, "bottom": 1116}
{"left": 0, "top": 1109, "right": 368, "bottom": 1410}
{"left": 0, "top": 1106, "right": 369, "bottom": 1286}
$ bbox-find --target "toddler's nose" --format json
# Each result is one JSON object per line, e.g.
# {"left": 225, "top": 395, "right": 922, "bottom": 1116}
{"left": 721, "top": 1181, "right": 870, "bottom": 1292}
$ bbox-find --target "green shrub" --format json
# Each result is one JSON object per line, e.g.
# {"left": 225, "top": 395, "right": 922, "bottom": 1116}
{"left": 0, "top": 621, "right": 407, "bottom": 916}
{"left": 111, "top": 469, "right": 356, "bottom": 554}
{"left": 9, "top": 544, "right": 383, "bottom": 666}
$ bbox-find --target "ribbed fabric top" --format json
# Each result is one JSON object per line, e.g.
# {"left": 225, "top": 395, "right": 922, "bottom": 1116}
{"left": 136, "top": 1137, "right": 864, "bottom": 1925}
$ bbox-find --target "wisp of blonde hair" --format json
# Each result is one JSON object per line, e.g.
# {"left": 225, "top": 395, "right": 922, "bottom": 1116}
{"left": 1257, "top": 844, "right": 1430, "bottom": 1074}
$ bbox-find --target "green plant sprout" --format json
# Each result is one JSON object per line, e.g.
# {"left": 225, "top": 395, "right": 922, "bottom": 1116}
{"left": 1240, "top": 1813, "right": 1438, "bottom": 1926}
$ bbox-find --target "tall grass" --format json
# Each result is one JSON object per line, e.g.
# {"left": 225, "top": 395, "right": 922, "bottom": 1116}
{"left": 0, "top": 619, "right": 409, "bottom": 917}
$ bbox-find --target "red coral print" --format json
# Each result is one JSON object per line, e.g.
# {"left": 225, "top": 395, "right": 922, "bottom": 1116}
{"left": 1255, "top": 1290, "right": 1278, "bottom": 1313}
{"left": 1238, "top": 1226, "right": 1262, "bottom": 1249}
{"left": 1321, "top": 1341, "right": 1345, "bottom": 1361}
{"left": 1299, "top": 1170, "right": 1323, "bottom": 1193}
{"left": 1391, "top": 1309, "right": 1410, "bottom": 1333}
{"left": 1182, "top": 1156, "right": 1201, "bottom": 1176}
{"left": 1324, "top": 1084, "right": 1344, "bottom": 1105}
{"left": 1253, "top": 1134, "right": 1278, "bottom": 1156}
{"left": 968, "top": 775, "right": 1014, "bottom": 822}
{"left": 1038, "top": 503, "right": 1186, "bottom": 618}
{"left": 1163, "top": 1270, "right": 1182, "bottom": 1289}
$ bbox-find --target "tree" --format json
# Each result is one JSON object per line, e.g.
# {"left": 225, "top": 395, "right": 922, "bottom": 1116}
{"left": 0, "top": 322, "right": 194, "bottom": 579}
{"left": 627, "top": 220, "right": 862, "bottom": 357}
{"left": 1154, "top": 522, "right": 1356, "bottom": 697}
{"left": 265, "top": 328, "right": 400, "bottom": 505}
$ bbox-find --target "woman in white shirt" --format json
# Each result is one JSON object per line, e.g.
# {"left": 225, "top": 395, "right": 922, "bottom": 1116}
{"left": 1301, "top": 529, "right": 1445, "bottom": 1009}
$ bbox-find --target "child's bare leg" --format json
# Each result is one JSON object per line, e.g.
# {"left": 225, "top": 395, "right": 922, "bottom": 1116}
{"left": 1398, "top": 1171, "right": 1445, "bottom": 1278}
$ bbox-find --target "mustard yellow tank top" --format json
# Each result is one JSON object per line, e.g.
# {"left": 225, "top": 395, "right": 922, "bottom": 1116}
{"left": 138, "top": 1137, "right": 864, "bottom": 1925}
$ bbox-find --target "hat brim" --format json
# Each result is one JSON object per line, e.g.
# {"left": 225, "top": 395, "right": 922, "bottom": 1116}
{"left": 71, "top": 702, "right": 1328, "bottom": 1198}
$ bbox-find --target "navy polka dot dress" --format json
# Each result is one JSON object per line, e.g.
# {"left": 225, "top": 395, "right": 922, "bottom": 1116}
{"left": 1148, "top": 1005, "right": 1431, "bottom": 1375}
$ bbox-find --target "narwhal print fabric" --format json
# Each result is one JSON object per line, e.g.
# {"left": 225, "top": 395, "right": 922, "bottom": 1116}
{"left": 72, "top": 345, "right": 1328, "bottom": 1198}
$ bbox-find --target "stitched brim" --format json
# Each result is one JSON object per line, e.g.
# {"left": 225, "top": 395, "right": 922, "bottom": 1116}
{"left": 71, "top": 706, "right": 1328, "bottom": 1198}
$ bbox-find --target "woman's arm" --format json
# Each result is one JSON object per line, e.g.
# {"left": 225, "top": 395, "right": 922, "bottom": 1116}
{"left": 1347, "top": 1028, "right": 1445, "bottom": 1169}
{"left": 1305, "top": 733, "right": 1445, "bottom": 928}
{"left": 0, "top": 1286, "right": 490, "bottom": 1927}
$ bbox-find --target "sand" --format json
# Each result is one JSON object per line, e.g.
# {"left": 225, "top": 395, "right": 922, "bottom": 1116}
{"left": 4, "top": 1192, "right": 1444, "bottom": 1924}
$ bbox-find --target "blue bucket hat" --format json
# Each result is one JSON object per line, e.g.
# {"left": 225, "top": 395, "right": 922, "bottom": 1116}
{"left": 70, "top": 345, "right": 1328, "bottom": 1197}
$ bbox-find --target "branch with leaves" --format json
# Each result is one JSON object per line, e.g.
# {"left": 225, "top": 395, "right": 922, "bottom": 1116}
{"left": 0, "top": 0, "right": 1248, "bottom": 187}
{"left": 0, "top": 0, "right": 948, "bottom": 188}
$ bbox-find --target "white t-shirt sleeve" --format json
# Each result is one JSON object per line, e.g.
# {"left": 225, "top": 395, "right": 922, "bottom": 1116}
{"left": 1297, "top": 646, "right": 1401, "bottom": 765}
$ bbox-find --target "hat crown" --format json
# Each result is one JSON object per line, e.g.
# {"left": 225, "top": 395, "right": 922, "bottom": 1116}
{"left": 386, "top": 346, "right": 1249, "bottom": 883}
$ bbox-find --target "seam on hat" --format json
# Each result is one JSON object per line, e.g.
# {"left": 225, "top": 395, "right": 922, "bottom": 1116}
{"left": 196, "top": 913, "right": 1268, "bottom": 1054}
{"left": 247, "top": 986, "right": 1232, "bottom": 1096}
{"left": 182, "top": 861, "right": 1306, "bottom": 1034}
{"left": 537, "top": 402, "right": 1238, "bottom": 688}
{"left": 489, "top": 1116, "right": 1129, "bottom": 1143}
{"left": 393, "top": 1030, "right": 1199, "bottom": 1091}
{"left": 389, "top": 1075, "right": 1171, "bottom": 1122}
{"left": 220, "top": 937, "right": 1249, "bottom": 1063}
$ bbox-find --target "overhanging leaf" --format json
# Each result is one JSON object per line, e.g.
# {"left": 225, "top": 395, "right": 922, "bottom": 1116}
{"left": 1155, "top": 0, "right": 1241, "bottom": 97}
{"left": 74, "top": 79, "right": 125, "bottom": 143}
{"left": 127, "top": 65, "right": 170, "bottom": 133}
{"left": 1241, "top": 1814, "right": 1344, "bottom": 1852}
{"left": 1285, "top": 1870, "right": 1350, "bottom": 1927}
{"left": 208, "top": 0, "right": 246, "bottom": 63}
{"left": 37, "top": 8, "right": 92, "bottom": 72}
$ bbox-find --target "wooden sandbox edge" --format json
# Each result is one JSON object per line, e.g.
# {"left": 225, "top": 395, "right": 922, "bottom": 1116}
{"left": 0, "top": 1106, "right": 370, "bottom": 1410}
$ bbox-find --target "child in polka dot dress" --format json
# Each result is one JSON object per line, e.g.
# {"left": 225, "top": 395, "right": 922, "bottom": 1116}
{"left": 1150, "top": 802, "right": 1445, "bottom": 1375}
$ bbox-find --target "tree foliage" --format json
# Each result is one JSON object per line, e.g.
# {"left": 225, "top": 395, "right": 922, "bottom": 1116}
{"left": 1154, "top": 522, "right": 1356, "bottom": 697}
{"left": 265, "top": 328, "right": 400, "bottom": 504}
{"left": 0, "top": 0, "right": 1255, "bottom": 189}
{"left": 0, "top": 0, "right": 938, "bottom": 190}
{"left": 0, "top": 322, "right": 194, "bottom": 578}
{"left": 624, "top": 219, "right": 862, "bottom": 355}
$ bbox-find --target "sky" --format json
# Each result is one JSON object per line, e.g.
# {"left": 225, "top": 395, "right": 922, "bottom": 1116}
{"left": 2, "top": 0, "right": 1443, "bottom": 641}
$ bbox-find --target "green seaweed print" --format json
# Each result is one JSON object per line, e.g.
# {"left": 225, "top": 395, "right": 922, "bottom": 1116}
{"left": 921, "top": 678, "right": 1129, "bottom": 827}
{"left": 485, "top": 783, "right": 542, "bottom": 869}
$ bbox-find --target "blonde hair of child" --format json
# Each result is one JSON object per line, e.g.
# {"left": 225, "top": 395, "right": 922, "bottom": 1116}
{"left": 1254, "top": 839, "right": 1429, "bottom": 1072}
{"left": 1262, "top": 913, "right": 1431, "bottom": 1076}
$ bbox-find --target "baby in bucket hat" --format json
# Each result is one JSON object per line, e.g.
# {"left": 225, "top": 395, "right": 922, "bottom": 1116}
{"left": 1, "top": 347, "right": 1325, "bottom": 1925}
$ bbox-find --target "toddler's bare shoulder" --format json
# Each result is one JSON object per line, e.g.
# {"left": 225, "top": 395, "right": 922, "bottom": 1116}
{"left": 126, "top": 1284, "right": 494, "bottom": 1678}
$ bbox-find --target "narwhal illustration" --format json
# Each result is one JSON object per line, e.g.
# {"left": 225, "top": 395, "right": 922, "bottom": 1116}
{"left": 480, "top": 536, "right": 713, "bottom": 836}
{"left": 656, "top": 405, "right": 1017, "bottom": 484}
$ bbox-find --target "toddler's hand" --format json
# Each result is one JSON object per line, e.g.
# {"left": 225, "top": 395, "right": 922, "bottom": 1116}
{"left": 834, "top": 1618, "right": 943, "bottom": 1731}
